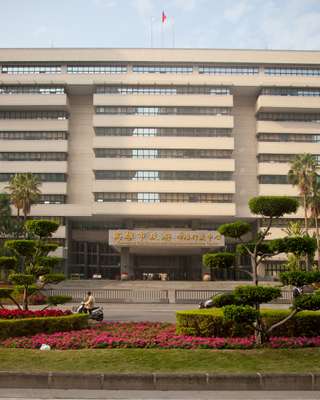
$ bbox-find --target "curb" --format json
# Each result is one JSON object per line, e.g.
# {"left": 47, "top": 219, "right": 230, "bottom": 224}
{"left": 0, "top": 372, "right": 319, "bottom": 391}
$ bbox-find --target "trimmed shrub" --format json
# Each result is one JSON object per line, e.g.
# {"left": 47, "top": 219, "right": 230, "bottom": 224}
{"left": 223, "top": 305, "right": 258, "bottom": 324}
{"left": 234, "top": 285, "right": 281, "bottom": 305}
{"left": 0, "top": 314, "right": 88, "bottom": 339}
{"left": 176, "top": 308, "right": 320, "bottom": 338}
{"left": 211, "top": 293, "right": 241, "bottom": 307}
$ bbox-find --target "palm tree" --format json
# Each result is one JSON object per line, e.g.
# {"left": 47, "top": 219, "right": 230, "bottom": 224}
{"left": 288, "top": 154, "right": 317, "bottom": 235}
{"left": 5, "top": 173, "right": 41, "bottom": 221}
{"left": 308, "top": 178, "right": 320, "bottom": 269}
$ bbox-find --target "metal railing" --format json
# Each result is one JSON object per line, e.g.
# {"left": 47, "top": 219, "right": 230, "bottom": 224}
{"left": 44, "top": 288, "right": 169, "bottom": 304}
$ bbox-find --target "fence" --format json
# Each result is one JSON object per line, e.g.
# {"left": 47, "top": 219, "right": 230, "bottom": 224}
{"left": 44, "top": 288, "right": 169, "bottom": 304}
{"left": 174, "top": 289, "right": 293, "bottom": 304}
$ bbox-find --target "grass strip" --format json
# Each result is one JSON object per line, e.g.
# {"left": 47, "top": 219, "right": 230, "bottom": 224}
{"left": 1, "top": 348, "right": 320, "bottom": 373}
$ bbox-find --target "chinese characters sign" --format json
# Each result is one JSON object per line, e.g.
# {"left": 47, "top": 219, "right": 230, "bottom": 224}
{"left": 109, "top": 230, "right": 224, "bottom": 247}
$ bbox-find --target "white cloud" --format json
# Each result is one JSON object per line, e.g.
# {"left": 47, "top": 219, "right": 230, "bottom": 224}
{"left": 132, "top": 0, "right": 154, "bottom": 19}
{"left": 92, "top": 0, "right": 116, "bottom": 7}
{"left": 223, "top": 0, "right": 252, "bottom": 22}
{"left": 174, "top": 0, "right": 197, "bottom": 12}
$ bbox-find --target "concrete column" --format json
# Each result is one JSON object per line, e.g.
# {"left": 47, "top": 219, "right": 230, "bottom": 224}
{"left": 120, "top": 247, "right": 133, "bottom": 279}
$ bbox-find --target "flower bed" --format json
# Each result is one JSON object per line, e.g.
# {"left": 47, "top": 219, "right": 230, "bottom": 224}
{"left": 0, "top": 309, "right": 71, "bottom": 320}
{"left": 2, "top": 322, "right": 320, "bottom": 350}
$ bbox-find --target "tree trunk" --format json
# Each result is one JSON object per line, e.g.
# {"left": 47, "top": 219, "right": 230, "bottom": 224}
{"left": 304, "top": 194, "right": 308, "bottom": 235}
{"left": 251, "top": 255, "right": 258, "bottom": 285}
{"left": 23, "top": 287, "right": 28, "bottom": 311}
{"left": 316, "top": 215, "right": 320, "bottom": 270}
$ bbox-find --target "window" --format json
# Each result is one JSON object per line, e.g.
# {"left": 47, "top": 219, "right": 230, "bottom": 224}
{"left": 0, "top": 131, "right": 67, "bottom": 140}
{"left": 0, "top": 111, "right": 68, "bottom": 120}
{"left": 258, "top": 133, "right": 320, "bottom": 143}
{"left": 0, "top": 152, "right": 67, "bottom": 161}
{"left": 265, "top": 66, "right": 320, "bottom": 76}
{"left": 132, "top": 64, "right": 193, "bottom": 73}
{"left": 95, "top": 106, "right": 231, "bottom": 116}
{"left": 199, "top": 65, "right": 259, "bottom": 75}
{"left": 0, "top": 86, "right": 65, "bottom": 95}
{"left": 95, "top": 127, "right": 232, "bottom": 137}
{"left": 95, "top": 85, "right": 230, "bottom": 95}
{"left": 0, "top": 173, "right": 67, "bottom": 182}
{"left": 259, "top": 154, "right": 320, "bottom": 164}
{"left": 259, "top": 175, "right": 289, "bottom": 184}
{"left": 94, "top": 148, "right": 232, "bottom": 159}
{"left": 67, "top": 65, "right": 127, "bottom": 74}
{"left": 1, "top": 65, "right": 61, "bottom": 74}
{"left": 94, "top": 192, "right": 233, "bottom": 203}
{"left": 38, "top": 194, "right": 66, "bottom": 204}
{"left": 260, "top": 218, "right": 320, "bottom": 228}
{"left": 260, "top": 87, "right": 320, "bottom": 96}
{"left": 94, "top": 170, "right": 233, "bottom": 181}
{"left": 257, "top": 113, "right": 320, "bottom": 122}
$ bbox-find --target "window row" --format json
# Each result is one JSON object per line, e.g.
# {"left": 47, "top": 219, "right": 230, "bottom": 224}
{"left": 258, "top": 154, "right": 320, "bottom": 164}
{"left": 199, "top": 65, "right": 259, "bottom": 75}
{"left": 0, "top": 86, "right": 65, "bottom": 95}
{"left": 260, "top": 218, "right": 320, "bottom": 228}
{"left": 260, "top": 87, "right": 320, "bottom": 97}
{"left": 259, "top": 175, "right": 288, "bottom": 184}
{"left": 94, "top": 170, "right": 233, "bottom": 181}
{"left": 132, "top": 65, "right": 193, "bottom": 74}
{"left": 0, "top": 152, "right": 67, "bottom": 161}
{"left": 1, "top": 65, "right": 61, "bottom": 74}
{"left": 38, "top": 194, "right": 66, "bottom": 204}
{"left": 94, "top": 192, "right": 233, "bottom": 203}
{"left": 258, "top": 133, "right": 320, "bottom": 143}
{"left": 95, "top": 106, "right": 231, "bottom": 116}
{"left": 94, "top": 148, "right": 233, "bottom": 159}
{"left": 0, "top": 131, "right": 68, "bottom": 140}
{"left": 257, "top": 113, "right": 320, "bottom": 122}
{"left": 0, "top": 111, "right": 68, "bottom": 120}
{"left": 0, "top": 173, "right": 67, "bottom": 182}
{"left": 95, "top": 127, "right": 232, "bottom": 137}
{"left": 95, "top": 85, "right": 231, "bottom": 95}
{"left": 67, "top": 65, "right": 127, "bottom": 74}
{"left": 264, "top": 67, "right": 320, "bottom": 76}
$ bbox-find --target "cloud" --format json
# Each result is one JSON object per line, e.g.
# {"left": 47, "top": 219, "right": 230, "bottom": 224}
{"left": 132, "top": 0, "right": 154, "bottom": 20}
{"left": 174, "top": 0, "right": 197, "bottom": 12}
{"left": 92, "top": 0, "right": 116, "bottom": 7}
{"left": 223, "top": 0, "right": 253, "bottom": 22}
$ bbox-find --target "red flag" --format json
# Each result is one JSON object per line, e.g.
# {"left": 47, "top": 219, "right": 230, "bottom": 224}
{"left": 162, "top": 11, "right": 167, "bottom": 23}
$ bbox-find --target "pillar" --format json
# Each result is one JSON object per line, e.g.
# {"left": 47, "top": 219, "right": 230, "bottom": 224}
{"left": 120, "top": 247, "right": 134, "bottom": 279}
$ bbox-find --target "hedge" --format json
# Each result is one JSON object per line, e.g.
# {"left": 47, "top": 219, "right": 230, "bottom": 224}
{"left": 176, "top": 308, "right": 320, "bottom": 337}
{"left": 0, "top": 314, "right": 88, "bottom": 339}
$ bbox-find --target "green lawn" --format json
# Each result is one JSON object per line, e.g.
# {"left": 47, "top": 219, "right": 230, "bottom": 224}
{"left": 1, "top": 348, "right": 320, "bottom": 373}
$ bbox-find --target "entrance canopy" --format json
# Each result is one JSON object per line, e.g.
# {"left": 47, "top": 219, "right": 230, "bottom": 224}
{"left": 109, "top": 229, "right": 224, "bottom": 248}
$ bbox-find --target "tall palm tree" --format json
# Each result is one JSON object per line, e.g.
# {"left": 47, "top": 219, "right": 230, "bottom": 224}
{"left": 288, "top": 154, "right": 317, "bottom": 235}
{"left": 5, "top": 173, "right": 41, "bottom": 221}
{"left": 308, "top": 178, "right": 320, "bottom": 269}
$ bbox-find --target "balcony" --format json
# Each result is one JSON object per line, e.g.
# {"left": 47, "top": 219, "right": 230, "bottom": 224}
{"left": 259, "top": 184, "right": 298, "bottom": 196}
{"left": 0, "top": 140, "right": 67, "bottom": 152}
{"left": 258, "top": 141, "right": 320, "bottom": 155}
{"left": 0, "top": 119, "right": 68, "bottom": 131}
{"left": 0, "top": 94, "right": 68, "bottom": 110}
{"left": 0, "top": 161, "right": 67, "bottom": 173}
{"left": 256, "top": 95, "right": 320, "bottom": 113}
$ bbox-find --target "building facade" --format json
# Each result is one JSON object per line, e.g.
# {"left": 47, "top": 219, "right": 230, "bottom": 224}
{"left": 0, "top": 48, "right": 319, "bottom": 279}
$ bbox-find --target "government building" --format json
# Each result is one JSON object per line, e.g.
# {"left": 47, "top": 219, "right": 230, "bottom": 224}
{"left": 0, "top": 48, "right": 319, "bottom": 280}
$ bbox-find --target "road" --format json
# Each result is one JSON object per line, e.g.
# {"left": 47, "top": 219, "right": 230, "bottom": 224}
{"left": 0, "top": 389, "right": 320, "bottom": 399}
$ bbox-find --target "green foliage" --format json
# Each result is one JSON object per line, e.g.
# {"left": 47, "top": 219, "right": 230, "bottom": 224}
{"left": 38, "top": 256, "right": 63, "bottom": 269}
{"left": 234, "top": 285, "right": 281, "bottom": 305}
{"left": 0, "top": 288, "right": 14, "bottom": 298}
{"left": 270, "top": 236, "right": 317, "bottom": 256}
{"left": 279, "top": 271, "right": 319, "bottom": 287}
{"left": 25, "top": 265, "right": 51, "bottom": 277}
{"left": 0, "top": 256, "right": 17, "bottom": 270}
{"left": 4, "top": 240, "right": 36, "bottom": 257}
{"left": 223, "top": 305, "right": 258, "bottom": 324}
{"left": 293, "top": 293, "right": 320, "bottom": 311}
{"left": 25, "top": 219, "right": 59, "bottom": 238}
{"left": 13, "top": 285, "right": 38, "bottom": 296}
{"left": 8, "top": 273, "right": 35, "bottom": 286}
{"left": 47, "top": 295, "right": 72, "bottom": 306}
{"left": 39, "top": 243, "right": 59, "bottom": 254}
{"left": 236, "top": 241, "right": 272, "bottom": 256}
{"left": 248, "top": 196, "right": 299, "bottom": 218}
{"left": 202, "top": 252, "right": 235, "bottom": 269}
{"left": 0, "top": 314, "right": 88, "bottom": 339}
{"left": 40, "top": 273, "right": 65, "bottom": 284}
{"left": 211, "top": 293, "right": 241, "bottom": 307}
{"left": 176, "top": 308, "right": 320, "bottom": 337}
{"left": 218, "top": 221, "right": 251, "bottom": 239}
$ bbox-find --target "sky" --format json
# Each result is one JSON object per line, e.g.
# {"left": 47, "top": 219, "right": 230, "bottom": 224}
{"left": 1, "top": 0, "right": 320, "bottom": 50}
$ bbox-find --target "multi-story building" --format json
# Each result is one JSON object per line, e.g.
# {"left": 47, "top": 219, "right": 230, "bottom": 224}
{"left": 0, "top": 48, "right": 319, "bottom": 280}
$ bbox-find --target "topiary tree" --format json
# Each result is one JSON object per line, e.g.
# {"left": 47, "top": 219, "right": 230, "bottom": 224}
{"left": 2, "top": 219, "right": 66, "bottom": 310}
{"left": 214, "top": 272, "right": 320, "bottom": 344}
{"left": 214, "top": 196, "right": 300, "bottom": 285}
{"left": 202, "top": 252, "right": 235, "bottom": 280}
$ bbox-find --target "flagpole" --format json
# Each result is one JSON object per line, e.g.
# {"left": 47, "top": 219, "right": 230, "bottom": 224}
{"left": 161, "top": 20, "right": 164, "bottom": 48}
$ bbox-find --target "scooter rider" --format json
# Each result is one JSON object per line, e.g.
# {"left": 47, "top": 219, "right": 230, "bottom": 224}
{"left": 84, "top": 291, "right": 95, "bottom": 314}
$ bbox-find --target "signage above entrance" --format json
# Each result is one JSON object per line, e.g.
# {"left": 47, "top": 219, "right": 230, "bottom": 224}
{"left": 109, "top": 230, "right": 224, "bottom": 247}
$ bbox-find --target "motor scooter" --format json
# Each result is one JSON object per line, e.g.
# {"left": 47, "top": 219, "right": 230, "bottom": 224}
{"left": 74, "top": 302, "right": 104, "bottom": 321}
